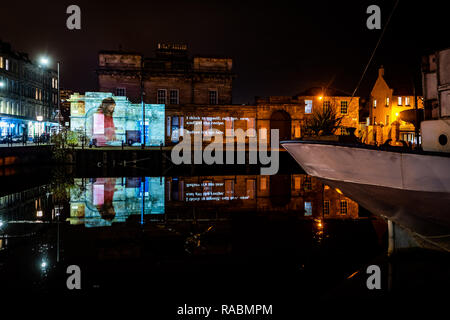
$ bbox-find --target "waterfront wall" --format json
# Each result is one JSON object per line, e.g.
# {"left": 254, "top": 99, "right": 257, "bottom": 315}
{"left": 0, "top": 145, "right": 53, "bottom": 168}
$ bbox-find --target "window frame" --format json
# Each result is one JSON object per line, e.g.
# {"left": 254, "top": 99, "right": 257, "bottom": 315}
{"left": 208, "top": 90, "right": 218, "bottom": 105}
{"left": 169, "top": 89, "right": 179, "bottom": 105}
{"left": 340, "top": 100, "right": 348, "bottom": 114}
{"left": 157, "top": 89, "right": 167, "bottom": 105}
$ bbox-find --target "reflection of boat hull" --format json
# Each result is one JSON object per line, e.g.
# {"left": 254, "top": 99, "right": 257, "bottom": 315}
{"left": 320, "top": 178, "right": 450, "bottom": 251}
{"left": 281, "top": 141, "right": 450, "bottom": 251}
{"left": 281, "top": 141, "right": 450, "bottom": 193}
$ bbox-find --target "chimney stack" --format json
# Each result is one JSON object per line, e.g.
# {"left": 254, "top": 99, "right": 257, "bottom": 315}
{"left": 378, "top": 65, "right": 385, "bottom": 78}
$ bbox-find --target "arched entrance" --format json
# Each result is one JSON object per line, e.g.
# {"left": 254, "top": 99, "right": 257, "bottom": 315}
{"left": 269, "top": 175, "right": 292, "bottom": 207}
{"left": 270, "top": 110, "right": 291, "bottom": 141}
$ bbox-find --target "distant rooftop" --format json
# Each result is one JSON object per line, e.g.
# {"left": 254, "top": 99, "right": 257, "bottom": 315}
{"left": 295, "top": 86, "right": 352, "bottom": 97}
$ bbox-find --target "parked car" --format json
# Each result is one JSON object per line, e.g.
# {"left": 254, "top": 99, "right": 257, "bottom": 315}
{"left": 0, "top": 136, "right": 10, "bottom": 144}
{"left": 11, "top": 135, "right": 23, "bottom": 143}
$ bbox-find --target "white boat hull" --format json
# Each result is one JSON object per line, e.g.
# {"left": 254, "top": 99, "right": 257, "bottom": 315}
{"left": 281, "top": 141, "right": 450, "bottom": 251}
{"left": 281, "top": 141, "right": 450, "bottom": 193}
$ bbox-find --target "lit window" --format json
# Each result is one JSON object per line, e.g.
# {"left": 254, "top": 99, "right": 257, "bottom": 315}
{"left": 203, "top": 180, "right": 212, "bottom": 197}
{"left": 166, "top": 116, "right": 171, "bottom": 137}
{"left": 171, "top": 116, "right": 180, "bottom": 142}
{"left": 294, "top": 125, "right": 301, "bottom": 138}
{"left": 260, "top": 176, "right": 267, "bottom": 191}
{"left": 340, "top": 101, "right": 348, "bottom": 114}
{"left": 398, "top": 96, "right": 402, "bottom": 106}
{"left": 294, "top": 176, "right": 301, "bottom": 190}
{"left": 0, "top": 57, "right": 3, "bottom": 69}
{"left": 246, "top": 179, "right": 256, "bottom": 199}
{"left": 247, "top": 118, "right": 256, "bottom": 137}
{"left": 5, "top": 59, "right": 8, "bottom": 71}
{"left": 323, "top": 101, "right": 331, "bottom": 112}
{"left": 405, "top": 97, "right": 410, "bottom": 106}
{"left": 225, "top": 180, "right": 234, "bottom": 198}
{"left": 169, "top": 89, "right": 179, "bottom": 105}
{"left": 323, "top": 200, "right": 330, "bottom": 215}
{"left": 340, "top": 200, "right": 348, "bottom": 215}
{"left": 209, "top": 90, "right": 218, "bottom": 105}
{"left": 157, "top": 89, "right": 167, "bottom": 104}
{"left": 373, "top": 99, "right": 377, "bottom": 108}
{"left": 116, "top": 87, "right": 126, "bottom": 96}
{"left": 386, "top": 97, "right": 390, "bottom": 106}
{"left": 305, "top": 100, "right": 313, "bottom": 114}
{"left": 304, "top": 202, "right": 312, "bottom": 216}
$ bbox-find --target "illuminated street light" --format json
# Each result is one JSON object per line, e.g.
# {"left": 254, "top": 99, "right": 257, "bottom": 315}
{"left": 39, "top": 55, "right": 61, "bottom": 131}
{"left": 40, "top": 56, "right": 49, "bottom": 66}
{"left": 0, "top": 81, "right": 4, "bottom": 88}
{"left": 318, "top": 96, "right": 323, "bottom": 100}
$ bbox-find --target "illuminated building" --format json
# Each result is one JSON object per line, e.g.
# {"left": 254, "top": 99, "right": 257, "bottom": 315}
{"left": 368, "top": 66, "right": 424, "bottom": 145}
{"left": 0, "top": 40, "right": 59, "bottom": 138}
{"left": 255, "top": 87, "right": 360, "bottom": 141}
{"left": 95, "top": 45, "right": 361, "bottom": 146}
{"left": 69, "top": 92, "right": 165, "bottom": 146}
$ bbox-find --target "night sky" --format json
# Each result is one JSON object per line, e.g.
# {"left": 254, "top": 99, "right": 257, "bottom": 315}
{"left": 1, "top": 0, "right": 449, "bottom": 104}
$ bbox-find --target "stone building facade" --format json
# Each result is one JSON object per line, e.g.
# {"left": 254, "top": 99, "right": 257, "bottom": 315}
{"left": 95, "top": 45, "right": 359, "bottom": 147}
{"left": 97, "top": 43, "right": 234, "bottom": 106}
{"left": 367, "top": 66, "right": 424, "bottom": 145}
{"left": 255, "top": 87, "right": 360, "bottom": 142}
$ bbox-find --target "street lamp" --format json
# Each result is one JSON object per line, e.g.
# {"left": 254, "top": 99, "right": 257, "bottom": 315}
{"left": 39, "top": 56, "right": 61, "bottom": 132}
{"left": 0, "top": 81, "right": 4, "bottom": 88}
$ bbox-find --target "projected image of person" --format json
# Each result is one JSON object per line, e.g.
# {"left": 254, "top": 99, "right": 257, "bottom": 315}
{"left": 93, "top": 178, "right": 117, "bottom": 221}
{"left": 91, "top": 97, "right": 117, "bottom": 146}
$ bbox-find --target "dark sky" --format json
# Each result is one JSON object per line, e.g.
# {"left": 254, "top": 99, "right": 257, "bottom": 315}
{"left": 1, "top": 0, "right": 449, "bottom": 104}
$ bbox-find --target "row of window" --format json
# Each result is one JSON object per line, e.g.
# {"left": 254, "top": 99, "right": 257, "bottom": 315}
{"left": 115, "top": 87, "right": 220, "bottom": 105}
{"left": 373, "top": 96, "right": 411, "bottom": 108}
{"left": 322, "top": 200, "right": 348, "bottom": 215}
{"left": 305, "top": 100, "right": 349, "bottom": 114}
{"left": 1, "top": 56, "right": 58, "bottom": 87}
{"left": 0, "top": 100, "right": 53, "bottom": 118}
{"left": 0, "top": 57, "right": 9, "bottom": 71}
{"left": 0, "top": 76, "right": 58, "bottom": 103}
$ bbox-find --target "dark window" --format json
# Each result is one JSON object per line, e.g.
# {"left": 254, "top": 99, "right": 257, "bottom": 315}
{"left": 169, "top": 89, "right": 179, "bottom": 105}
{"left": 340, "top": 101, "right": 348, "bottom": 114}
{"left": 116, "top": 87, "right": 126, "bottom": 96}
{"left": 209, "top": 90, "right": 218, "bottom": 105}
{"left": 157, "top": 89, "right": 167, "bottom": 104}
{"left": 323, "top": 200, "right": 330, "bottom": 215}
{"left": 340, "top": 200, "right": 348, "bottom": 215}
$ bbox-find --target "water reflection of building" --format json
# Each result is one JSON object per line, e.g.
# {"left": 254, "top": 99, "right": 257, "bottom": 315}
{"left": 68, "top": 177, "right": 165, "bottom": 227}
{"left": 65, "top": 174, "right": 359, "bottom": 227}
{"left": 165, "top": 174, "right": 359, "bottom": 219}
{"left": 0, "top": 184, "right": 53, "bottom": 221}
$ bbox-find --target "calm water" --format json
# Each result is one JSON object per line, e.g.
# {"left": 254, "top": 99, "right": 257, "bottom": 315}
{"left": 0, "top": 166, "right": 448, "bottom": 305}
